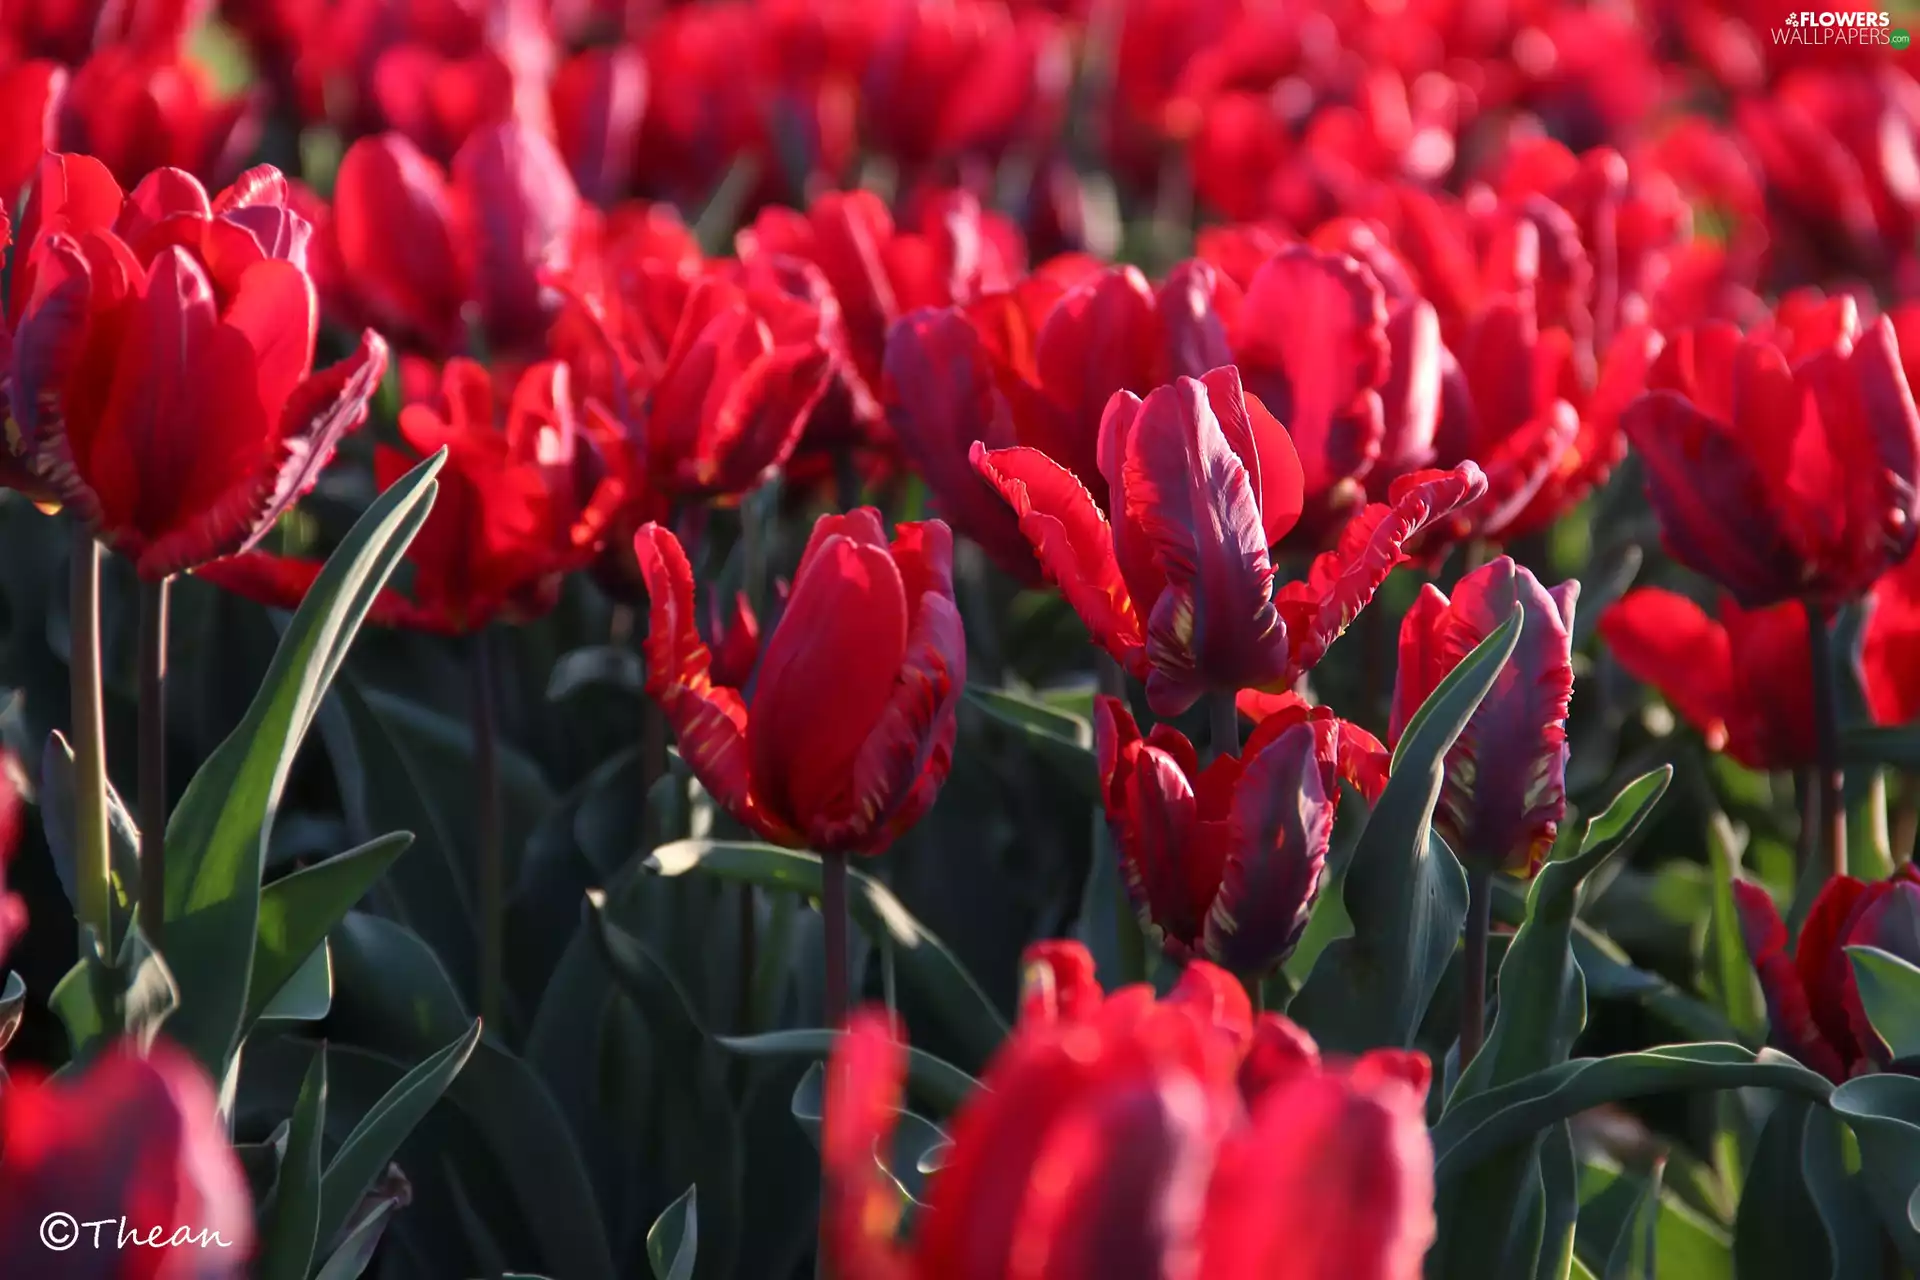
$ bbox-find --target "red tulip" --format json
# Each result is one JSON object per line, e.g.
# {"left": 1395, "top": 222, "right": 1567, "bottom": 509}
{"left": 1390, "top": 557, "right": 1576, "bottom": 876}
{"left": 203, "top": 358, "right": 629, "bottom": 633}
{"left": 633, "top": 510, "right": 964, "bottom": 856}
{"left": 1863, "top": 547, "right": 1920, "bottom": 727}
{"left": 0, "top": 1039, "right": 254, "bottom": 1278}
{"left": 1095, "top": 693, "right": 1379, "bottom": 974}
{"left": 551, "top": 45, "right": 648, "bottom": 205}
{"left": 2, "top": 0, "right": 208, "bottom": 62}
{"left": 329, "top": 122, "right": 581, "bottom": 357}
{"left": 825, "top": 939, "right": 1436, "bottom": 1279}
{"left": 59, "top": 50, "right": 261, "bottom": 191}
{"left": 974, "top": 364, "right": 1485, "bottom": 715}
{"left": 1623, "top": 305, "right": 1920, "bottom": 611}
{"left": 1600, "top": 588, "right": 1816, "bottom": 772}
{"left": 0, "top": 749, "right": 25, "bottom": 964}
{"left": 0, "top": 59, "right": 64, "bottom": 204}
{"left": 6, "top": 155, "right": 386, "bottom": 579}
{"left": 1734, "top": 865, "right": 1920, "bottom": 1083}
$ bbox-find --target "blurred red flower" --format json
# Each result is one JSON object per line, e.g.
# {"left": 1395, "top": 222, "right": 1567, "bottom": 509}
{"left": 5, "top": 154, "right": 387, "bottom": 579}
{"left": 58, "top": 49, "right": 261, "bottom": 191}
{"left": 0, "top": 59, "right": 64, "bottom": 205}
{"left": 825, "top": 939, "right": 1435, "bottom": 1278}
{"left": 632, "top": 509, "right": 964, "bottom": 856}
{"left": 1095, "top": 693, "right": 1381, "bottom": 974}
{"left": 551, "top": 44, "right": 648, "bottom": 205}
{"left": 1601, "top": 587, "right": 1815, "bottom": 771}
{"left": 1, "top": 0, "right": 208, "bottom": 62}
{"left": 1391, "top": 556, "right": 1576, "bottom": 876}
{"left": 0, "top": 1039, "right": 254, "bottom": 1279}
{"left": 1735, "top": 865, "right": 1920, "bottom": 1083}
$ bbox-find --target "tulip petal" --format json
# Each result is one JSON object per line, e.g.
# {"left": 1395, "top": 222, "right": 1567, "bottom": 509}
{"left": 1202, "top": 724, "right": 1332, "bottom": 975}
{"left": 1019, "top": 941, "right": 1104, "bottom": 1027}
{"left": 1125, "top": 377, "right": 1288, "bottom": 716}
{"left": 823, "top": 1011, "right": 914, "bottom": 1280}
{"left": 633, "top": 523, "right": 766, "bottom": 838}
{"left": 1599, "top": 588, "right": 1736, "bottom": 755}
{"left": 332, "top": 134, "right": 466, "bottom": 352}
{"left": 972, "top": 442, "right": 1147, "bottom": 672}
{"left": 1275, "top": 462, "right": 1487, "bottom": 682}
{"left": 1731, "top": 881, "right": 1848, "bottom": 1083}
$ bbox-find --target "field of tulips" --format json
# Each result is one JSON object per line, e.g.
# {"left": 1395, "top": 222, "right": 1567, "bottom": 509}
{"left": 10, "top": 0, "right": 1920, "bottom": 1277}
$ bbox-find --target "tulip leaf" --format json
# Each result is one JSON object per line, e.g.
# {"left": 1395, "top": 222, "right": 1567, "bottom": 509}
{"left": 1846, "top": 945, "right": 1920, "bottom": 1063}
{"left": 1828, "top": 1071, "right": 1920, "bottom": 1267}
{"left": 1074, "top": 810, "right": 1147, "bottom": 992}
{"left": 715, "top": 1028, "right": 981, "bottom": 1115}
{"left": 49, "top": 922, "right": 178, "bottom": 1063}
{"left": 1433, "top": 1045, "right": 1834, "bottom": 1183}
{"left": 164, "top": 451, "right": 444, "bottom": 1078}
{"left": 310, "top": 1182, "right": 409, "bottom": 1280}
{"left": 1291, "top": 603, "right": 1523, "bottom": 1053}
{"left": 1734, "top": 1098, "right": 1841, "bottom": 1280}
{"left": 1582, "top": 1157, "right": 1732, "bottom": 1280}
{"left": 1432, "top": 767, "right": 1671, "bottom": 1280}
{"left": 0, "top": 970, "right": 25, "bottom": 1053}
{"left": 587, "top": 892, "right": 744, "bottom": 1279}
{"left": 1600, "top": 1158, "right": 1664, "bottom": 1280}
{"left": 1536, "top": 1124, "right": 1582, "bottom": 1280}
{"left": 39, "top": 729, "right": 140, "bottom": 946}
{"left": 791, "top": 1060, "right": 949, "bottom": 1211}
{"left": 255, "top": 942, "right": 332, "bottom": 1026}
{"left": 1842, "top": 724, "right": 1920, "bottom": 770}
{"left": 258, "top": 1048, "right": 327, "bottom": 1280}
{"left": 646, "top": 1186, "right": 698, "bottom": 1280}
{"left": 1802, "top": 1099, "right": 1885, "bottom": 1280}
{"left": 646, "top": 839, "right": 1010, "bottom": 1068}
{"left": 963, "top": 685, "right": 1098, "bottom": 801}
{"left": 1703, "top": 815, "right": 1765, "bottom": 1044}
{"left": 315, "top": 1017, "right": 482, "bottom": 1259}
{"left": 547, "top": 644, "right": 645, "bottom": 702}
{"left": 245, "top": 832, "right": 412, "bottom": 1030}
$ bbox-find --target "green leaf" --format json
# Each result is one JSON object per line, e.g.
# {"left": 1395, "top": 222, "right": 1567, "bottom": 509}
{"left": 247, "top": 832, "right": 412, "bottom": 1028}
{"left": 1703, "top": 815, "right": 1764, "bottom": 1044}
{"left": 963, "top": 685, "right": 1097, "bottom": 801}
{"left": 1581, "top": 1158, "right": 1732, "bottom": 1280}
{"left": 1802, "top": 1101, "right": 1883, "bottom": 1280}
{"left": 1842, "top": 724, "right": 1920, "bottom": 769}
{"left": 1828, "top": 1072, "right": 1920, "bottom": 1266}
{"left": 646, "top": 839, "right": 1010, "bottom": 1069}
{"left": 258, "top": 1049, "right": 327, "bottom": 1280}
{"left": 647, "top": 1186, "right": 698, "bottom": 1280}
{"left": 1433, "top": 1045, "right": 1834, "bottom": 1182}
{"left": 1291, "top": 604, "right": 1523, "bottom": 1052}
{"left": 315, "top": 1017, "right": 481, "bottom": 1257}
{"left": 547, "top": 645, "right": 644, "bottom": 702}
{"left": 587, "top": 892, "right": 743, "bottom": 1279}
{"left": 1846, "top": 945, "right": 1920, "bottom": 1062}
{"left": 714, "top": 1028, "right": 980, "bottom": 1115}
{"left": 1432, "top": 767, "right": 1671, "bottom": 1280}
{"left": 1073, "top": 809, "right": 1147, "bottom": 992}
{"left": 1735, "top": 1099, "right": 1839, "bottom": 1280}
{"left": 50, "top": 924, "right": 178, "bottom": 1062}
{"left": 164, "top": 451, "right": 443, "bottom": 1077}
{"left": 39, "top": 729, "right": 140, "bottom": 943}
{"left": 255, "top": 944, "right": 332, "bottom": 1026}
{"left": 1601, "top": 1159, "right": 1664, "bottom": 1280}
{"left": 310, "top": 1184, "right": 408, "bottom": 1280}
{"left": 1537, "top": 1125, "right": 1581, "bottom": 1280}
{"left": 790, "top": 1063, "right": 948, "bottom": 1212}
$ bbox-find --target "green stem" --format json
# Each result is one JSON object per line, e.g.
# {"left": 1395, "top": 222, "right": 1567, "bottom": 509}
{"left": 472, "top": 629, "right": 504, "bottom": 1033}
{"left": 822, "top": 849, "right": 850, "bottom": 1028}
{"left": 1461, "top": 866, "right": 1493, "bottom": 1069}
{"left": 69, "top": 524, "right": 111, "bottom": 954}
{"left": 137, "top": 575, "right": 172, "bottom": 952}
{"left": 1807, "top": 607, "right": 1847, "bottom": 882}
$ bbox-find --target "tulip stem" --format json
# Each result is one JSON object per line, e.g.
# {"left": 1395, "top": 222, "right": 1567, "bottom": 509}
{"left": 1807, "top": 608, "right": 1848, "bottom": 883}
{"left": 137, "top": 575, "right": 172, "bottom": 953}
{"left": 472, "top": 629, "right": 504, "bottom": 1034}
{"left": 68, "top": 525, "right": 111, "bottom": 956}
{"left": 1209, "top": 692, "right": 1240, "bottom": 762}
{"left": 822, "top": 849, "right": 850, "bottom": 1027}
{"left": 1461, "top": 866, "right": 1493, "bottom": 1068}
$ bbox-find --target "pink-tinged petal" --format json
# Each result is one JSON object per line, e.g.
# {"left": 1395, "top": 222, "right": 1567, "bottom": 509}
{"left": 1097, "top": 390, "right": 1168, "bottom": 616}
{"left": 9, "top": 152, "right": 122, "bottom": 323}
{"left": 1158, "top": 259, "right": 1232, "bottom": 378}
{"left": 117, "top": 166, "right": 211, "bottom": 245}
{"left": 824, "top": 520, "right": 965, "bottom": 856}
{"left": 551, "top": 45, "right": 648, "bottom": 206}
{"left": 1394, "top": 558, "right": 1575, "bottom": 875}
{"left": 1019, "top": 941, "right": 1104, "bottom": 1027}
{"left": 332, "top": 134, "right": 465, "bottom": 353}
{"left": 1201, "top": 724, "right": 1333, "bottom": 975}
{"left": 749, "top": 513, "right": 910, "bottom": 851}
{"left": 972, "top": 442, "right": 1147, "bottom": 672}
{"left": 1202, "top": 364, "right": 1305, "bottom": 547}
{"left": 1864, "top": 552, "right": 1920, "bottom": 726}
{"left": 1166, "top": 961, "right": 1254, "bottom": 1046}
{"left": 632, "top": 523, "right": 766, "bottom": 839}
{"left": 1237, "top": 1013, "right": 1322, "bottom": 1106}
{"left": 1276, "top": 463, "right": 1488, "bottom": 682}
{"left": 823, "top": 1010, "right": 914, "bottom": 1280}
{"left": 1125, "top": 377, "right": 1288, "bottom": 717}
{"left": 1619, "top": 390, "right": 1804, "bottom": 609}
{"left": 452, "top": 121, "right": 582, "bottom": 353}
{"left": 1232, "top": 246, "right": 1390, "bottom": 498}
{"left": 1599, "top": 589, "right": 1735, "bottom": 755}
{"left": 1197, "top": 1058, "right": 1435, "bottom": 1280}
{"left": 1374, "top": 300, "right": 1442, "bottom": 485}
{"left": 884, "top": 308, "right": 1043, "bottom": 582}
{"left": 1732, "top": 881, "right": 1848, "bottom": 1083}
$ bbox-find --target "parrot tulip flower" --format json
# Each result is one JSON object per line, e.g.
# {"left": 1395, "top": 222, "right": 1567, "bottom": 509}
{"left": 0, "top": 1039, "right": 254, "bottom": 1275}
{"left": 825, "top": 939, "right": 1436, "bottom": 1279}
{"left": 973, "top": 364, "right": 1486, "bottom": 716}
{"left": 1095, "top": 693, "right": 1382, "bottom": 974}
{"left": 1601, "top": 588, "right": 1816, "bottom": 771}
{"left": 1734, "top": 866, "right": 1920, "bottom": 1083}
{"left": 1619, "top": 310, "right": 1920, "bottom": 611}
{"left": 1390, "top": 557, "right": 1577, "bottom": 876}
{"left": 633, "top": 510, "right": 964, "bottom": 857}
{"left": 5, "top": 154, "right": 386, "bottom": 580}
